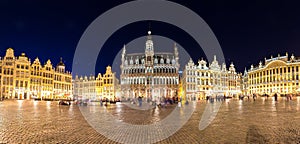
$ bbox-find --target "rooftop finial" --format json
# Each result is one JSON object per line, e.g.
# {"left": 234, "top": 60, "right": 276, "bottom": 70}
{"left": 147, "top": 30, "right": 152, "bottom": 40}
{"left": 148, "top": 22, "right": 152, "bottom": 35}
{"left": 147, "top": 22, "right": 152, "bottom": 40}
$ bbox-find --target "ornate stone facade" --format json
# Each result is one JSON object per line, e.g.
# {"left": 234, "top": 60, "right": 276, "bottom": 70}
{"left": 182, "top": 56, "right": 242, "bottom": 100}
{"left": 244, "top": 53, "right": 300, "bottom": 95}
{"left": 120, "top": 31, "right": 180, "bottom": 100}
{"left": 73, "top": 66, "right": 119, "bottom": 101}
{"left": 0, "top": 48, "right": 72, "bottom": 100}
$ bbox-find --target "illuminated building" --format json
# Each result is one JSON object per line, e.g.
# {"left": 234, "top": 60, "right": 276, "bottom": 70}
{"left": 0, "top": 48, "right": 72, "bottom": 100}
{"left": 120, "top": 31, "right": 180, "bottom": 100}
{"left": 73, "top": 75, "right": 96, "bottom": 100}
{"left": 96, "top": 66, "right": 119, "bottom": 101}
{"left": 182, "top": 56, "right": 242, "bottom": 100}
{"left": 53, "top": 58, "right": 72, "bottom": 99}
{"left": 178, "top": 77, "right": 184, "bottom": 100}
{"left": 73, "top": 66, "right": 119, "bottom": 101}
{"left": 244, "top": 53, "right": 300, "bottom": 95}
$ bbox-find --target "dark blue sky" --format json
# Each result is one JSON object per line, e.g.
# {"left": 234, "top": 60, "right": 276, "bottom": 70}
{"left": 0, "top": 0, "right": 300, "bottom": 76}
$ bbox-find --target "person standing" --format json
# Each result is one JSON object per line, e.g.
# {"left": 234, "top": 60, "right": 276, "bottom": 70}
{"left": 290, "top": 94, "right": 293, "bottom": 101}
{"left": 178, "top": 100, "right": 182, "bottom": 107}
{"left": 138, "top": 96, "right": 142, "bottom": 107}
{"left": 274, "top": 93, "right": 278, "bottom": 102}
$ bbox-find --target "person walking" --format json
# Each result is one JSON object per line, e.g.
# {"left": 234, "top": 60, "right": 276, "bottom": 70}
{"left": 100, "top": 99, "right": 103, "bottom": 106}
{"left": 274, "top": 93, "right": 278, "bottom": 102}
{"left": 289, "top": 94, "right": 293, "bottom": 101}
{"left": 253, "top": 94, "right": 256, "bottom": 101}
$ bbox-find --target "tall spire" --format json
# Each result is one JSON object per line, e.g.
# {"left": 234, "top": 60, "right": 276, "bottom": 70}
{"left": 145, "top": 30, "right": 154, "bottom": 52}
{"left": 147, "top": 31, "right": 152, "bottom": 39}
{"left": 122, "top": 44, "right": 126, "bottom": 55}
{"left": 148, "top": 22, "right": 152, "bottom": 40}
{"left": 174, "top": 43, "right": 178, "bottom": 56}
{"left": 121, "top": 44, "right": 126, "bottom": 66}
{"left": 243, "top": 67, "right": 248, "bottom": 76}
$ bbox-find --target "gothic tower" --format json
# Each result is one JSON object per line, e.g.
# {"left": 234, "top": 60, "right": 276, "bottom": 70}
{"left": 145, "top": 31, "right": 154, "bottom": 66}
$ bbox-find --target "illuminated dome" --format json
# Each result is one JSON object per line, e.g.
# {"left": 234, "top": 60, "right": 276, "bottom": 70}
{"left": 57, "top": 57, "right": 65, "bottom": 66}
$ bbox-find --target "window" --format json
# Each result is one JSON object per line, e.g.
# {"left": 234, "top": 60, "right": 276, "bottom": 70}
{"left": 147, "top": 56, "right": 151, "bottom": 61}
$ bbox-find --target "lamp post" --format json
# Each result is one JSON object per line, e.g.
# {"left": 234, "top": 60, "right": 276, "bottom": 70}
{"left": 0, "top": 85, "right": 2, "bottom": 101}
{"left": 181, "top": 90, "right": 184, "bottom": 104}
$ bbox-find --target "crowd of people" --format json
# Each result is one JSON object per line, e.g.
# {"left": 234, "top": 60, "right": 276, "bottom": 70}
{"left": 124, "top": 93, "right": 298, "bottom": 107}
{"left": 206, "top": 95, "right": 227, "bottom": 102}
{"left": 202, "top": 93, "right": 298, "bottom": 103}
{"left": 234, "top": 93, "right": 296, "bottom": 102}
{"left": 124, "top": 96, "right": 188, "bottom": 108}
{"left": 74, "top": 93, "right": 297, "bottom": 107}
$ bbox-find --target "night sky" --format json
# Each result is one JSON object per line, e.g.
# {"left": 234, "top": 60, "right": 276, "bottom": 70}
{"left": 1, "top": 0, "right": 300, "bottom": 76}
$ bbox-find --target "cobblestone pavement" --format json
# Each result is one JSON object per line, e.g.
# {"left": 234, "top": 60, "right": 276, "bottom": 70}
{"left": 0, "top": 97, "right": 300, "bottom": 143}
{"left": 79, "top": 101, "right": 196, "bottom": 143}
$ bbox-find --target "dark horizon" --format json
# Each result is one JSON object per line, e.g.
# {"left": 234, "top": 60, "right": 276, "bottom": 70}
{"left": 1, "top": 0, "right": 300, "bottom": 76}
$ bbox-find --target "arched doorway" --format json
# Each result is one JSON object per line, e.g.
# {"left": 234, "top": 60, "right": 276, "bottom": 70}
{"left": 19, "top": 93, "right": 23, "bottom": 100}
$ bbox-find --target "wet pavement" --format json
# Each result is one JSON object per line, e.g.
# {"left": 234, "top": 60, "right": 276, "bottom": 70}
{"left": 0, "top": 97, "right": 300, "bottom": 143}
